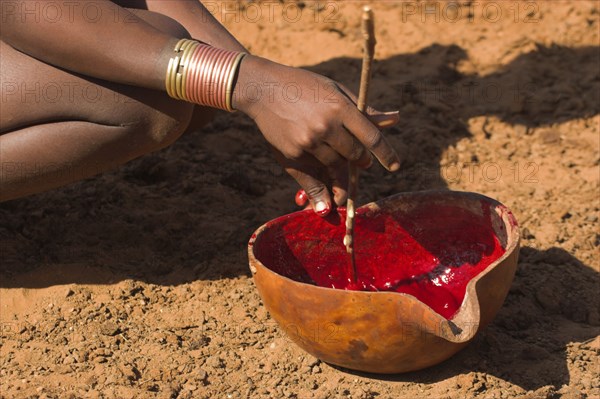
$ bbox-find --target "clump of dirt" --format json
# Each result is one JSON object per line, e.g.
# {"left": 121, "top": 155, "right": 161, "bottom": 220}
{"left": 1, "top": 1, "right": 599, "bottom": 398}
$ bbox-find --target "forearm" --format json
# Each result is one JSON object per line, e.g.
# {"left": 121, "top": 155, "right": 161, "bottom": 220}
{"left": 0, "top": 0, "right": 176, "bottom": 90}
{"left": 144, "top": 0, "right": 247, "bottom": 53}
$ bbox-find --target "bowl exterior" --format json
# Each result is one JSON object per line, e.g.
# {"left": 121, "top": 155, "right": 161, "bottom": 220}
{"left": 248, "top": 191, "right": 520, "bottom": 373}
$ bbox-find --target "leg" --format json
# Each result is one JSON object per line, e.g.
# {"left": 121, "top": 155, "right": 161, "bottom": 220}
{"left": 0, "top": 11, "right": 212, "bottom": 201}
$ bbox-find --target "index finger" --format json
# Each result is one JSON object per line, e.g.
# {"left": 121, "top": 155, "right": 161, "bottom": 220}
{"left": 343, "top": 108, "right": 401, "bottom": 172}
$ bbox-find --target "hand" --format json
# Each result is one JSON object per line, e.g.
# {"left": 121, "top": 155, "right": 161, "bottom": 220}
{"left": 233, "top": 55, "right": 400, "bottom": 216}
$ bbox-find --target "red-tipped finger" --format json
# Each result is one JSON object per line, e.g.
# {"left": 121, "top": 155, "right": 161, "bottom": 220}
{"left": 295, "top": 189, "right": 308, "bottom": 207}
{"left": 286, "top": 167, "right": 332, "bottom": 217}
{"left": 270, "top": 146, "right": 332, "bottom": 216}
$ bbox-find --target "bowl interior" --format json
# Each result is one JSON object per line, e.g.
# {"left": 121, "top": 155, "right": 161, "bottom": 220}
{"left": 253, "top": 192, "right": 514, "bottom": 319}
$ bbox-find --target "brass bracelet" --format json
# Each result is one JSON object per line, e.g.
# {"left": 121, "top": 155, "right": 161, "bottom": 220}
{"left": 165, "top": 39, "right": 247, "bottom": 112}
{"left": 176, "top": 40, "right": 199, "bottom": 101}
{"left": 185, "top": 45, "right": 204, "bottom": 104}
{"left": 165, "top": 57, "right": 176, "bottom": 98}
{"left": 226, "top": 53, "right": 246, "bottom": 112}
{"left": 167, "top": 39, "right": 188, "bottom": 99}
{"left": 212, "top": 50, "right": 235, "bottom": 110}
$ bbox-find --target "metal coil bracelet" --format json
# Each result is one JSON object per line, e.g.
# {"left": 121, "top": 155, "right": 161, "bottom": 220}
{"left": 165, "top": 39, "right": 246, "bottom": 112}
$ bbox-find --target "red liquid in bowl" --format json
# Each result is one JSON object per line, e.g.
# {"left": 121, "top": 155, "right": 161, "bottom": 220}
{"left": 254, "top": 202, "right": 506, "bottom": 319}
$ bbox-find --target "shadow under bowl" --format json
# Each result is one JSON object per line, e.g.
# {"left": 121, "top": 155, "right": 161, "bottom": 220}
{"left": 248, "top": 190, "right": 520, "bottom": 374}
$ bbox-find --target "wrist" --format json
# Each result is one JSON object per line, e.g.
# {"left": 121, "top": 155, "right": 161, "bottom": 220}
{"left": 231, "top": 54, "right": 270, "bottom": 117}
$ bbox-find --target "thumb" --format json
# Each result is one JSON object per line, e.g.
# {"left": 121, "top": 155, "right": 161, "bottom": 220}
{"left": 335, "top": 83, "right": 400, "bottom": 128}
{"left": 368, "top": 110, "right": 400, "bottom": 129}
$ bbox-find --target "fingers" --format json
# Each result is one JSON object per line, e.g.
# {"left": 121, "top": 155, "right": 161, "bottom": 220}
{"left": 329, "top": 163, "right": 349, "bottom": 206}
{"left": 333, "top": 83, "right": 401, "bottom": 170}
{"left": 321, "top": 111, "right": 398, "bottom": 169}
{"left": 309, "top": 145, "right": 346, "bottom": 170}
{"left": 323, "top": 130, "right": 373, "bottom": 169}
{"left": 343, "top": 110, "right": 401, "bottom": 172}
{"left": 335, "top": 83, "right": 396, "bottom": 121}
{"left": 335, "top": 83, "right": 399, "bottom": 126}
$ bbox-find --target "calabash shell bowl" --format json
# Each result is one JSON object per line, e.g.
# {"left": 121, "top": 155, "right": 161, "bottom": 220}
{"left": 248, "top": 191, "right": 520, "bottom": 374}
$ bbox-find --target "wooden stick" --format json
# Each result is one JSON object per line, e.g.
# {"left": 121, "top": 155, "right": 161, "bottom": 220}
{"left": 344, "top": 6, "right": 376, "bottom": 282}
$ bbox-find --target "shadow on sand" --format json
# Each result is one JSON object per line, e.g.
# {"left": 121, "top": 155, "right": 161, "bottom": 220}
{"left": 1, "top": 43, "right": 598, "bottom": 392}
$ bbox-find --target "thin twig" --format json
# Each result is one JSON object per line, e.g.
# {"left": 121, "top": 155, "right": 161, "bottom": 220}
{"left": 344, "top": 6, "right": 376, "bottom": 282}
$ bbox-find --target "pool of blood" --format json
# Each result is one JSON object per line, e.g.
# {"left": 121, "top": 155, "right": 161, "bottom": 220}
{"left": 253, "top": 202, "right": 506, "bottom": 320}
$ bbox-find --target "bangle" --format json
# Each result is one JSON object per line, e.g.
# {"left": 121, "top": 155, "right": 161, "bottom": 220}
{"left": 176, "top": 40, "right": 199, "bottom": 100}
{"left": 165, "top": 39, "right": 247, "bottom": 112}
{"left": 226, "top": 52, "right": 246, "bottom": 112}
{"left": 186, "top": 44, "right": 204, "bottom": 104}
{"left": 165, "top": 39, "right": 186, "bottom": 98}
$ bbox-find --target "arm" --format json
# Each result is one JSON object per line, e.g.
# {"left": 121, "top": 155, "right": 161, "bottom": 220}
{"left": 141, "top": 1, "right": 402, "bottom": 211}
{"left": 143, "top": 0, "right": 247, "bottom": 52}
{"left": 1, "top": 0, "right": 400, "bottom": 214}
{"left": 0, "top": 0, "right": 175, "bottom": 89}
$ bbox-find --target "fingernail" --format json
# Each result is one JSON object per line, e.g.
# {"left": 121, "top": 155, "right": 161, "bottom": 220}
{"left": 315, "top": 201, "right": 330, "bottom": 216}
{"left": 375, "top": 111, "right": 400, "bottom": 128}
{"left": 390, "top": 162, "right": 401, "bottom": 172}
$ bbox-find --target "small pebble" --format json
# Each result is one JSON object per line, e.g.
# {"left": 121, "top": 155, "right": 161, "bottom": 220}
{"left": 99, "top": 321, "right": 119, "bottom": 336}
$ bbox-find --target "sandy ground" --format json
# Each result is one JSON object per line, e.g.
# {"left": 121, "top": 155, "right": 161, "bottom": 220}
{"left": 1, "top": 1, "right": 599, "bottom": 398}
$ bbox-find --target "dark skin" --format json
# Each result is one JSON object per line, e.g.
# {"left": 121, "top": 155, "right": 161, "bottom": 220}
{"left": 0, "top": 0, "right": 400, "bottom": 213}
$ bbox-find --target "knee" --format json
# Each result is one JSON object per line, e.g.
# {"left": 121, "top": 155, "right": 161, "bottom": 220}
{"left": 134, "top": 9, "right": 191, "bottom": 39}
{"left": 142, "top": 103, "right": 217, "bottom": 151}
{"left": 156, "top": 17, "right": 190, "bottom": 40}
{"left": 118, "top": 88, "right": 217, "bottom": 155}
{"left": 141, "top": 100, "right": 195, "bottom": 151}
